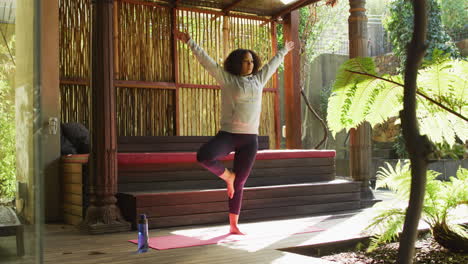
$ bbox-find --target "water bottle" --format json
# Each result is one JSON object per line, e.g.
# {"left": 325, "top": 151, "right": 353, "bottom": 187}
{"left": 137, "top": 214, "right": 149, "bottom": 253}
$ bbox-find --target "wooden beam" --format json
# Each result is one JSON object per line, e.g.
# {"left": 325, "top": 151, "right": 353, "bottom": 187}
{"left": 283, "top": 10, "right": 302, "bottom": 149}
{"left": 259, "top": 0, "right": 319, "bottom": 28}
{"left": 211, "top": 0, "right": 244, "bottom": 21}
{"left": 119, "top": 0, "right": 169, "bottom": 9}
{"left": 114, "top": 80, "right": 177, "bottom": 89}
{"left": 177, "top": 6, "right": 270, "bottom": 22}
{"left": 272, "top": 0, "right": 317, "bottom": 21}
{"left": 60, "top": 78, "right": 89, "bottom": 86}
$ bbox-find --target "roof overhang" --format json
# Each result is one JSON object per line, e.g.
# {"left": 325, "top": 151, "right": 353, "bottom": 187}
{"left": 167, "top": 0, "right": 323, "bottom": 18}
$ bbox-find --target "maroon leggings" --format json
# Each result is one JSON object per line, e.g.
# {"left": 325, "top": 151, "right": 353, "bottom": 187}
{"left": 196, "top": 131, "right": 258, "bottom": 215}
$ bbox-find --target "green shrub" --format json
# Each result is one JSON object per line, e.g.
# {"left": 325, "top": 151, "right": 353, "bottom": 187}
{"left": 438, "top": 0, "right": 468, "bottom": 40}
{"left": 0, "top": 79, "right": 16, "bottom": 203}
{"left": 0, "top": 34, "right": 16, "bottom": 204}
{"left": 383, "top": 0, "right": 460, "bottom": 71}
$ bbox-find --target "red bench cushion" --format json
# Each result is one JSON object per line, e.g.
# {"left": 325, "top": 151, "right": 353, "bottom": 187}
{"left": 117, "top": 149, "right": 335, "bottom": 165}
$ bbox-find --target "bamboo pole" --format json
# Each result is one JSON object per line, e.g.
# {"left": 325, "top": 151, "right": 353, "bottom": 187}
{"left": 222, "top": 15, "right": 230, "bottom": 62}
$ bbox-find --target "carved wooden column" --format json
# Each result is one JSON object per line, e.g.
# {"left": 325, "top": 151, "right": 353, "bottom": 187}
{"left": 82, "top": 0, "right": 130, "bottom": 234}
{"left": 283, "top": 10, "right": 302, "bottom": 149}
{"left": 348, "top": 0, "right": 375, "bottom": 206}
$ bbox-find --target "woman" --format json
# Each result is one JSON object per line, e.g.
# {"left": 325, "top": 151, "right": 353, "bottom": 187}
{"left": 174, "top": 29, "right": 294, "bottom": 234}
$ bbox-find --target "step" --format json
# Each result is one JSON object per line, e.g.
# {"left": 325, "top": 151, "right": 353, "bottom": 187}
{"left": 117, "top": 180, "right": 361, "bottom": 229}
{"left": 118, "top": 157, "right": 336, "bottom": 192}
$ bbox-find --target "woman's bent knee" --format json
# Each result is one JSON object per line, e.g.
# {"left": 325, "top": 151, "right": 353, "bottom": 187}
{"left": 196, "top": 149, "right": 210, "bottom": 163}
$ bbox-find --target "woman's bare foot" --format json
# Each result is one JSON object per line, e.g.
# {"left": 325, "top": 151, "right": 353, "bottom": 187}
{"left": 229, "top": 225, "right": 245, "bottom": 235}
{"left": 220, "top": 169, "right": 235, "bottom": 199}
{"left": 228, "top": 213, "right": 245, "bottom": 235}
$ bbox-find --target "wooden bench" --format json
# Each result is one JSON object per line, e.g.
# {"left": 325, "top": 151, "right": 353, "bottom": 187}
{"left": 61, "top": 136, "right": 361, "bottom": 229}
{"left": 0, "top": 206, "right": 24, "bottom": 256}
{"left": 60, "top": 136, "right": 269, "bottom": 225}
{"left": 115, "top": 136, "right": 361, "bottom": 229}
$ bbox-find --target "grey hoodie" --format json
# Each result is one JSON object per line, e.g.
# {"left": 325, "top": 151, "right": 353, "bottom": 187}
{"left": 187, "top": 38, "right": 288, "bottom": 134}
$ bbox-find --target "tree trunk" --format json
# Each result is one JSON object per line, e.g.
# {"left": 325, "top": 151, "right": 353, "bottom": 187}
{"left": 397, "top": 1, "right": 432, "bottom": 263}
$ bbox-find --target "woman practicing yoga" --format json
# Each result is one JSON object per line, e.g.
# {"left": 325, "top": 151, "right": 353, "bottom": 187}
{"left": 174, "top": 29, "right": 295, "bottom": 234}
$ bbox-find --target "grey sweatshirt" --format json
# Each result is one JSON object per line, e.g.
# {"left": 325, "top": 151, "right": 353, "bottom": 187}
{"left": 187, "top": 38, "right": 288, "bottom": 134}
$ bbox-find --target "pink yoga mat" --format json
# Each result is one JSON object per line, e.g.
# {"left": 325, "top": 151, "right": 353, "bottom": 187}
{"left": 129, "top": 226, "right": 323, "bottom": 250}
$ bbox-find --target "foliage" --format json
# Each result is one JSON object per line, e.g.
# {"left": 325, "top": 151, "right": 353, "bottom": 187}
{"left": 366, "top": 162, "right": 468, "bottom": 251}
{"left": 326, "top": 56, "right": 468, "bottom": 146}
{"left": 392, "top": 132, "right": 409, "bottom": 159}
{"left": 319, "top": 81, "right": 334, "bottom": 119}
{"left": 276, "top": 1, "right": 349, "bottom": 62}
{"left": 383, "top": 0, "right": 460, "bottom": 71}
{"left": 438, "top": 0, "right": 468, "bottom": 40}
{"left": 366, "top": 0, "right": 393, "bottom": 15}
{"left": 431, "top": 142, "right": 467, "bottom": 160}
{"left": 393, "top": 131, "right": 467, "bottom": 159}
{"left": 0, "top": 34, "right": 16, "bottom": 203}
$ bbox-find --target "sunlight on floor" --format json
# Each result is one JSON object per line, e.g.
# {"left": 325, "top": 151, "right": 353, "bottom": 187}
{"left": 169, "top": 216, "right": 330, "bottom": 252}
{"left": 295, "top": 208, "right": 379, "bottom": 247}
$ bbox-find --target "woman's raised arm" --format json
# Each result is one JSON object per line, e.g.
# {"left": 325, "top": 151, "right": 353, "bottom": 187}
{"left": 174, "top": 30, "right": 225, "bottom": 84}
{"left": 257, "top": 41, "right": 295, "bottom": 86}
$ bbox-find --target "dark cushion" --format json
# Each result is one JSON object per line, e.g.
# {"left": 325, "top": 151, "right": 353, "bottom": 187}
{"left": 61, "top": 123, "right": 89, "bottom": 154}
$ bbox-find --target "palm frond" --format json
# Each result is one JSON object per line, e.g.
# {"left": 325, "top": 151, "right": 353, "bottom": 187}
{"left": 327, "top": 57, "right": 379, "bottom": 136}
{"left": 327, "top": 57, "right": 467, "bottom": 146}
{"left": 419, "top": 60, "right": 468, "bottom": 111}
{"left": 449, "top": 114, "right": 468, "bottom": 142}
{"left": 417, "top": 91, "right": 467, "bottom": 145}
{"left": 365, "top": 75, "right": 403, "bottom": 126}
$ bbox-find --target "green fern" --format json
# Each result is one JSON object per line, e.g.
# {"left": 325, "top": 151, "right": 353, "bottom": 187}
{"left": 367, "top": 208, "right": 407, "bottom": 252}
{"left": 327, "top": 57, "right": 468, "bottom": 145}
{"left": 366, "top": 163, "right": 468, "bottom": 251}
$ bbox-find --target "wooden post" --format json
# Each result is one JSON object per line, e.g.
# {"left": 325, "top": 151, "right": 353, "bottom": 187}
{"left": 113, "top": 0, "right": 120, "bottom": 80}
{"left": 82, "top": 0, "right": 130, "bottom": 234}
{"left": 271, "top": 21, "right": 281, "bottom": 149}
{"left": 283, "top": 10, "right": 302, "bottom": 149}
{"left": 348, "top": 0, "right": 375, "bottom": 206}
{"left": 172, "top": 7, "right": 180, "bottom": 136}
{"left": 40, "top": 0, "right": 62, "bottom": 222}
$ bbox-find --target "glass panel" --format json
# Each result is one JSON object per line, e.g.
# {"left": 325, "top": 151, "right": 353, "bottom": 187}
{"left": 0, "top": 0, "right": 43, "bottom": 263}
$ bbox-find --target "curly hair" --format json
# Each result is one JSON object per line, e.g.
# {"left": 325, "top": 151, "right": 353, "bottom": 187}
{"left": 223, "top": 49, "right": 262, "bottom": 76}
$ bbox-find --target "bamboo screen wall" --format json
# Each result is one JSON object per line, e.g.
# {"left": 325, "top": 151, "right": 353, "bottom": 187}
{"left": 59, "top": 0, "right": 280, "bottom": 148}
{"left": 59, "top": 0, "right": 90, "bottom": 128}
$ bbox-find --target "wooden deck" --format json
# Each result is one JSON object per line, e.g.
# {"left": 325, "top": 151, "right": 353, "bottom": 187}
{"left": 1, "top": 209, "right": 383, "bottom": 264}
